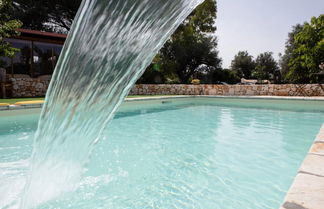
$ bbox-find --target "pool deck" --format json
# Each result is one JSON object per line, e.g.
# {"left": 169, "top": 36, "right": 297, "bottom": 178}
{"left": 2, "top": 95, "right": 324, "bottom": 208}
{"left": 280, "top": 124, "right": 324, "bottom": 209}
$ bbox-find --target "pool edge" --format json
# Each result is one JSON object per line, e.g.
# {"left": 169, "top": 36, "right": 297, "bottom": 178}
{"left": 2, "top": 95, "right": 324, "bottom": 111}
{"left": 280, "top": 124, "right": 324, "bottom": 209}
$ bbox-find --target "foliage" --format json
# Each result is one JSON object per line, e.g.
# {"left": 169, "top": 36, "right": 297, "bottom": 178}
{"left": 230, "top": 51, "right": 255, "bottom": 79}
{"left": 209, "top": 68, "right": 240, "bottom": 84}
{"left": 159, "top": 34, "right": 221, "bottom": 83}
{"left": 285, "top": 15, "right": 324, "bottom": 83}
{"left": 252, "top": 52, "right": 279, "bottom": 81}
{"left": 155, "top": 0, "right": 222, "bottom": 84}
{"left": 279, "top": 24, "right": 303, "bottom": 80}
{"left": 11, "top": 0, "right": 223, "bottom": 84}
{"left": 136, "top": 58, "right": 166, "bottom": 84}
{"left": 0, "top": 0, "right": 22, "bottom": 59}
{"left": 12, "top": 0, "right": 81, "bottom": 33}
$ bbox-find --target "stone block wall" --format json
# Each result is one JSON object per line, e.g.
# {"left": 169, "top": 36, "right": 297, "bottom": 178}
{"left": 10, "top": 75, "right": 51, "bottom": 97}
{"left": 130, "top": 84, "right": 324, "bottom": 96}
{"left": 8, "top": 80, "right": 324, "bottom": 98}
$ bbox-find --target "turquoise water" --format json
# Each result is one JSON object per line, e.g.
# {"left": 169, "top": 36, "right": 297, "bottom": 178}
{"left": 1, "top": 98, "right": 324, "bottom": 209}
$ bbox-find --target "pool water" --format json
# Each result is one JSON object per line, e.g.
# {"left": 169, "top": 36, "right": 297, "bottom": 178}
{"left": 1, "top": 98, "right": 324, "bottom": 209}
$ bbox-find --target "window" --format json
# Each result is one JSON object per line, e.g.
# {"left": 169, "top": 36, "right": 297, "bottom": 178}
{"left": 1, "top": 38, "right": 64, "bottom": 77}
{"left": 0, "top": 56, "right": 11, "bottom": 74}
{"left": 6, "top": 39, "right": 32, "bottom": 75}
{"left": 33, "top": 42, "right": 63, "bottom": 76}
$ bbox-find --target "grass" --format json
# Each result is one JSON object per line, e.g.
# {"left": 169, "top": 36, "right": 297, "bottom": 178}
{"left": 0, "top": 95, "right": 173, "bottom": 104}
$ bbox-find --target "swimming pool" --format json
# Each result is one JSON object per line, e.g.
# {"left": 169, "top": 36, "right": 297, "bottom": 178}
{"left": 1, "top": 97, "right": 324, "bottom": 209}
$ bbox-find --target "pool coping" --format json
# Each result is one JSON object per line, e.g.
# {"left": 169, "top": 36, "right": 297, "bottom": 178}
{"left": 280, "top": 124, "right": 324, "bottom": 209}
{"left": 1, "top": 95, "right": 324, "bottom": 111}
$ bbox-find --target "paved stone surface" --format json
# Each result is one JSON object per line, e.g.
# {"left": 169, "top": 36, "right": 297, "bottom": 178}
{"left": 299, "top": 154, "right": 324, "bottom": 177}
{"left": 281, "top": 173, "right": 324, "bottom": 209}
{"left": 315, "top": 124, "right": 324, "bottom": 142}
{"left": 281, "top": 202, "right": 309, "bottom": 209}
{"left": 309, "top": 143, "right": 324, "bottom": 155}
{"left": 281, "top": 125, "right": 324, "bottom": 209}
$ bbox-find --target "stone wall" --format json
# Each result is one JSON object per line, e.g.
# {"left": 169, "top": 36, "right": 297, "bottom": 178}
{"left": 130, "top": 84, "right": 324, "bottom": 96}
{"left": 10, "top": 75, "right": 51, "bottom": 97}
{"left": 9, "top": 80, "right": 324, "bottom": 98}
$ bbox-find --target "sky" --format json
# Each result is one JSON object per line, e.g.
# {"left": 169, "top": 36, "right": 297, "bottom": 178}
{"left": 215, "top": 0, "right": 324, "bottom": 68}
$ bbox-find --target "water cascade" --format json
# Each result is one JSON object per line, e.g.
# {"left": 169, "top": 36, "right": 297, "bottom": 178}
{"left": 20, "top": 0, "right": 204, "bottom": 208}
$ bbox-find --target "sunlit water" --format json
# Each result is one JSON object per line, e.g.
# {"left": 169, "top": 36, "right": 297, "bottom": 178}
{"left": 1, "top": 98, "right": 324, "bottom": 209}
{"left": 18, "top": 0, "right": 204, "bottom": 208}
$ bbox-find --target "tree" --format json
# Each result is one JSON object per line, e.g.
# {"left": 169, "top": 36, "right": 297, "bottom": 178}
{"left": 252, "top": 52, "right": 279, "bottom": 81}
{"left": 230, "top": 51, "right": 255, "bottom": 79}
{"left": 0, "top": 0, "right": 22, "bottom": 59}
{"left": 12, "top": 0, "right": 81, "bottom": 33}
{"left": 10, "top": 0, "right": 222, "bottom": 84}
{"left": 160, "top": 33, "right": 221, "bottom": 83}
{"left": 136, "top": 55, "right": 167, "bottom": 84}
{"left": 205, "top": 68, "right": 240, "bottom": 84}
{"left": 279, "top": 24, "right": 303, "bottom": 80}
{"left": 156, "top": 0, "right": 222, "bottom": 83}
{"left": 285, "top": 15, "right": 324, "bottom": 83}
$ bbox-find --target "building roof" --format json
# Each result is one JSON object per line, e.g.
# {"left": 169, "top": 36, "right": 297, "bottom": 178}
{"left": 15, "top": 29, "right": 67, "bottom": 44}
{"left": 17, "top": 28, "right": 67, "bottom": 39}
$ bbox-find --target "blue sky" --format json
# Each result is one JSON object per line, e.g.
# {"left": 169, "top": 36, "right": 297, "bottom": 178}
{"left": 215, "top": 0, "right": 324, "bottom": 68}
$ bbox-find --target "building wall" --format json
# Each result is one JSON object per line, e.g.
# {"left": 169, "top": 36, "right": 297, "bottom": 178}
{"left": 9, "top": 81, "right": 324, "bottom": 98}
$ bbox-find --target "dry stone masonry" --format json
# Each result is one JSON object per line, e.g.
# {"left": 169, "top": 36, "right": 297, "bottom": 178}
{"left": 9, "top": 80, "right": 324, "bottom": 98}
{"left": 130, "top": 84, "right": 324, "bottom": 97}
{"left": 10, "top": 75, "right": 51, "bottom": 97}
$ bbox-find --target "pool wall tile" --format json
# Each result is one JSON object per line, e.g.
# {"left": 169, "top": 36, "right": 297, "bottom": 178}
{"left": 0, "top": 105, "right": 9, "bottom": 110}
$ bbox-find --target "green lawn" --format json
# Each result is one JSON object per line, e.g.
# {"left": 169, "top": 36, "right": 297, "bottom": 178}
{"left": 0, "top": 95, "right": 173, "bottom": 104}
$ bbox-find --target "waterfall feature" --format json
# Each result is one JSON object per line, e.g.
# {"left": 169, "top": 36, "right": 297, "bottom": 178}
{"left": 20, "top": 0, "right": 204, "bottom": 208}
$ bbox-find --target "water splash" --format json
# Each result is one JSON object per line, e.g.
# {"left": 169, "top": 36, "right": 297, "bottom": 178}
{"left": 20, "top": 0, "right": 204, "bottom": 208}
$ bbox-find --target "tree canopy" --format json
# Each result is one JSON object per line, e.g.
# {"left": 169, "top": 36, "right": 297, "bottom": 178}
{"left": 12, "top": 0, "right": 80, "bottom": 33}
{"left": 279, "top": 24, "right": 303, "bottom": 80}
{"left": 230, "top": 51, "right": 255, "bottom": 79}
{"left": 148, "top": 0, "right": 222, "bottom": 84}
{"left": 0, "top": 0, "right": 22, "bottom": 59}
{"left": 284, "top": 15, "right": 324, "bottom": 83}
{"left": 252, "top": 52, "right": 279, "bottom": 81}
{"left": 12, "top": 0, "right": 222, "bottom": 84}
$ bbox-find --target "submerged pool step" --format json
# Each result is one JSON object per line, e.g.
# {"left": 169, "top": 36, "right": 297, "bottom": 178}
{"left": 0, "top": 100, "right": 44, "bottom": 111}
{"left": 0, "top": 103, "right": 10, "bottom": 110}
